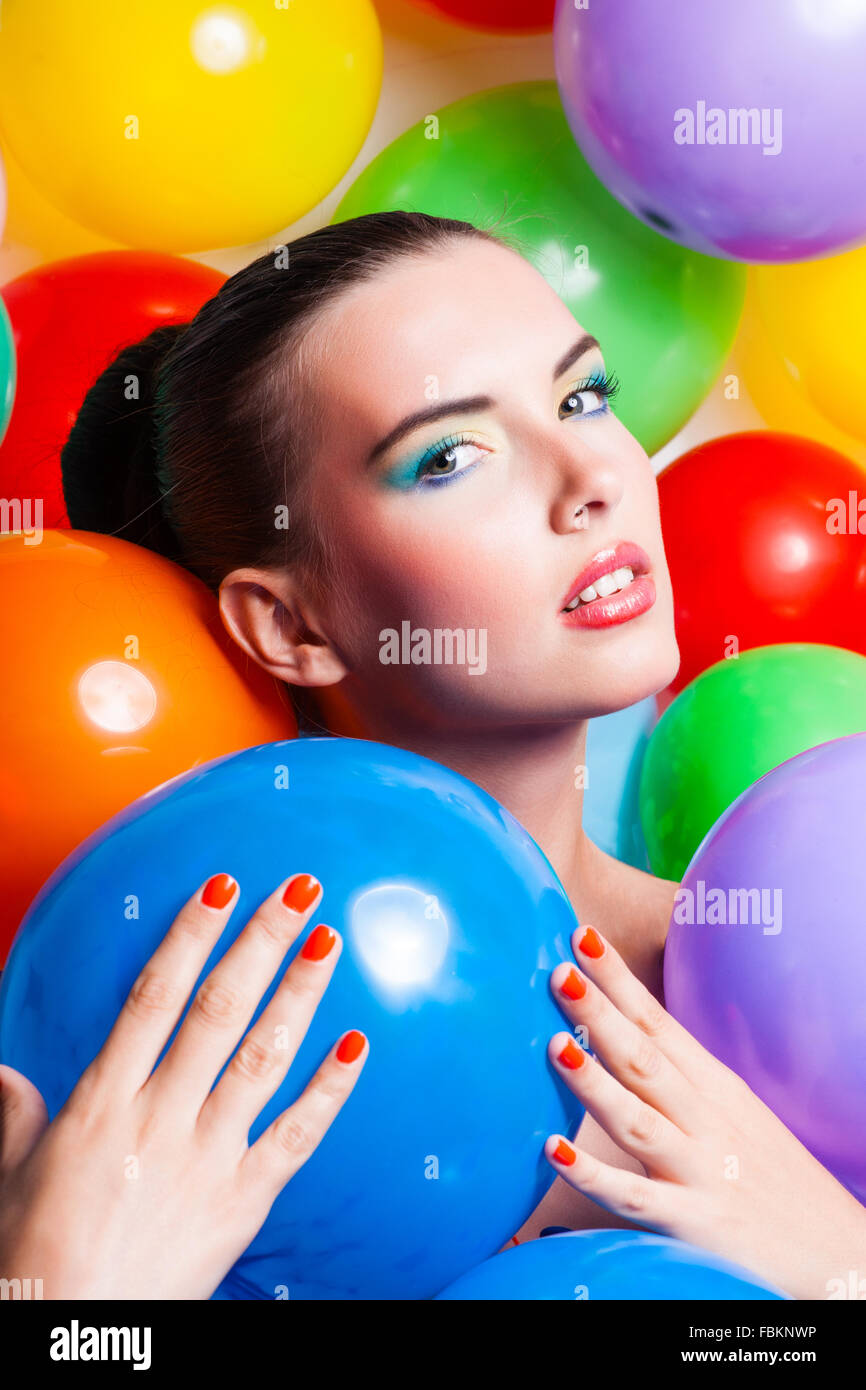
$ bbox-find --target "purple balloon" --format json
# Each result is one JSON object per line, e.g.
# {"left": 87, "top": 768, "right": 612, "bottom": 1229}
{"left": 554, "top": 0, "right": 866, "bottom": 262}
{"left": 664, "top": 735, "right": 866, "bottom": 1202}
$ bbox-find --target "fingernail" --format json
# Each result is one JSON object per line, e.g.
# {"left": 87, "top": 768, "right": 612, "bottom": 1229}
{"left": 282, "top": 873, "right": 320, "bottom": 913}
{"left": 201, "top": 873, "right": 237, "bottom": 910}
{"left": 301, "top": 924, "right": 335, "bottom": 961}
{"left": 336, "top": 1030, "right": 366, "bottom": 1064}
{"left": 578, "top": 926, "right": 605, "bottom": 959}
{"left": 553, "top": 1139, "right": 577, "bottom": 1166}
{"left": 558, "top": 1038, "right": 587, "bottom": 1070}
{"left": 560, "top": 966, "right": 587, "bottom": 1001}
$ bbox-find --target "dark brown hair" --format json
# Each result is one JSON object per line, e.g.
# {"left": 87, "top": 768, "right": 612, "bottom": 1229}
{"left": 61, "top": 210, "right": 507, "bottom": 597}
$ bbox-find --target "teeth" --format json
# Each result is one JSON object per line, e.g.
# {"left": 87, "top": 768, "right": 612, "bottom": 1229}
{"left": 564, "top": 565, "right": 635, "bottom": 611}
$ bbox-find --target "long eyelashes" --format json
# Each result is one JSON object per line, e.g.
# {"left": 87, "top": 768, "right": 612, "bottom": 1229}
{"left": 414, "top": 433, "right": 480, "bottom": 487}
{"left": 392, "top": 368, "right": 622, "bottom": 490}
{"left": 560, "top": 369, "right": 622, "bottom": 416}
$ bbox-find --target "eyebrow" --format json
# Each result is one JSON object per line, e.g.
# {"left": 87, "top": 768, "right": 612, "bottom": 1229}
{"left": 365, "top": 332, "right": 602, "bottom": 466}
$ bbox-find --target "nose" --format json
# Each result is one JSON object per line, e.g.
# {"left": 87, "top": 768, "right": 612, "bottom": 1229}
{"left": 545, "top": 431, "right": 625, "bottom": 536}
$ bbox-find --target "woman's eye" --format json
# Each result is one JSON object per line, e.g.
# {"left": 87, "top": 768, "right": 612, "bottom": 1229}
{"left": 417, "top": 440, "right": 485, "bottom": 484}
{"left": 559, "top": 387, "right": 609, "bottom": 419}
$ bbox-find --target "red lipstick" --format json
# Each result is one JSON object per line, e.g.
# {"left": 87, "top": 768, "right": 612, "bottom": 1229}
{"left": 559, "top": 541, "right": 656, "bottom": 631}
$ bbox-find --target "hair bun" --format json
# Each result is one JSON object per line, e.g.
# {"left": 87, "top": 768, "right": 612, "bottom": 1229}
{"left": 61, "top": 322, "right": 188, "bottom": 559}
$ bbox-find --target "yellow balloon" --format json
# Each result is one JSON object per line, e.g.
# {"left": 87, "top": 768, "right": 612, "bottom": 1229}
{"left": 735, "top": 251, "right": 866, "bottom": 463}
{"left": 0, "top": 0, "right": 383, "bottom": 254}
{"left": 0, "top": 134, "right": 118, "bottom": 284}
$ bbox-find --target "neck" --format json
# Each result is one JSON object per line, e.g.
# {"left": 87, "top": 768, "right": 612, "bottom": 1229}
{"left": 300, "top": 684, "right": 623, "bottom": 941}
{"left": 397, "top": 719, "right": 592, "bottom": 893}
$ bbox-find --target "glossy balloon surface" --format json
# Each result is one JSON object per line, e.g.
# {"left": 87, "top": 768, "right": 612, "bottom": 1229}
{"left": 0, "top": 736, "right": 582, "bottom": 1300}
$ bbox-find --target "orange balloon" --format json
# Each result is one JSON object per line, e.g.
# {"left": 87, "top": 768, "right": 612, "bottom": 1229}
{"left": 0, "top": 530, "right": 297, "bottom": 961}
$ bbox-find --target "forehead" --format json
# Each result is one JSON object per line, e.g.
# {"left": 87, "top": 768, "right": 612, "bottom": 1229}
{"left": 301, "top": 237, "right": 582, "bottom": 425}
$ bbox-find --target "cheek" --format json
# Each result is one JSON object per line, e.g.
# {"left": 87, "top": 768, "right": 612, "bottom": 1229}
{"left": 334, "top": 499, "right": 522, "bottom": 630}
{"left": 367, "top": 538, "right": 497, "bottom": 627}
{"left": 359, "top": 509, "right": 563, "bottom": 667}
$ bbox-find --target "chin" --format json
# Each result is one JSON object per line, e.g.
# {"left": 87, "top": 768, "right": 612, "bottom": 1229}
{"left": 632, "top": 625, "right": 681, "bottom": 703}
{"left": 573, "top": 628, "right": 681, "bottom": 719}
{"left": 641, "top": 629, "right": 681, "bottom": 699}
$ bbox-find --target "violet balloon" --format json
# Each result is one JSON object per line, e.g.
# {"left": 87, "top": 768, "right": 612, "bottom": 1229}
{"left": 665, "top": 735, "right": 866, "bottom": 1202}
{"left": 554, "top": 0, "right": 866, "bottom": 262}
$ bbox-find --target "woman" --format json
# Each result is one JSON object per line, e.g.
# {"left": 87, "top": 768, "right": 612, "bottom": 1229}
{"left": 1, "top": 211, "right": 863, "bottom": 1300}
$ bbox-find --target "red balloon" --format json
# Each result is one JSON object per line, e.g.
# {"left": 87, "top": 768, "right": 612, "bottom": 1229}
{"left": 408, "top": 0, "right": 554, "bottom": 34}
{"left": 658, "top": 431, "right": 866, "bottom": 695}
{"left": 0, "top": 251, "right": 225, "bottom": 528}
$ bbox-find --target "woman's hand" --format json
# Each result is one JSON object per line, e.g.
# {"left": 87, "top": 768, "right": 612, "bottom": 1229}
{"left": 544, "top": 924, "right": 866, "bottom": 1301}
{"left": 0, "top": 870, "right": 367, "bottom": 1300}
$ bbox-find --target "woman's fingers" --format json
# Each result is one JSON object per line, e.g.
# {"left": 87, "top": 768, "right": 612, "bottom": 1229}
{"left": 544, "top": 1132, "right": 680, "bottom": 1232}
{"left": 548, "top": 1030, "right": 693, "bottom": 1180}
{"left": 199, "top": 921, "right": 344, "bottom": 1138}
{"left": 562, "top": 925, "right": 727, "bottom": 1095}
{"left": 0, "top": 1065, "right": 48, "bottom": 1171}
{"left": 550, "top": 951, "right": 702, "bottom": 1136}
{"left": 150, "top": 873, "right": 323, "bottom": 1110}
{"left": 81, "top": 871, "right": 246, "bottom": 1096}
{"left": 242, "top": 1030, "right": 368, "bottom": 1203}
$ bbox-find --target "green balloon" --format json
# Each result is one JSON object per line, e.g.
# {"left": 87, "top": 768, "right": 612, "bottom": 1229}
{"left": 640, "top": 643, "right": 866, "bottom": 882}
{"left": 0, "top": 295, "right": 14, "bottom": 445}
{"left": 333, "top": 81, "right": 745, "bottom": 455}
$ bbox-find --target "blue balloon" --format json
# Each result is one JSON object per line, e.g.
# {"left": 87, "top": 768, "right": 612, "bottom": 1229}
{"left": 584, "top": 697, "right": 656, "bottom": 868}
{"left": 436, "top": 1229, "right": 790, "bottom": 1300}
{"left": 0, "top": 737, "right": 582, "bottom": 1301}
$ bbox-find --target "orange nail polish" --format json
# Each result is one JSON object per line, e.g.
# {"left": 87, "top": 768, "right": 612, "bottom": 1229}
{"left": 301, "top": 924, "right": 335, "bottom": 961}
{"left": 560, "top": 967, "right": 587, "bottom": 1000}
{"left": 578, "top": 926, "right": 604, "bottom": 959}
{"left": 201, "top": 873, "right": 237, "bottom": 910}
{"left": 282, "top": 873, "right": 320, "bottom": 913}
{"left": 554, "top": 1139, "right": 577, "bottom": 1166}
{"left": 336, "top": 1030, "right": 366, "bottom": 1064}
{"left": 558, "top": 1038, "right": 587, "bottom": 1070}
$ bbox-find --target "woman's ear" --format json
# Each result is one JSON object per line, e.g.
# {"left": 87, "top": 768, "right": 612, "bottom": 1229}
{"left": 218, "top": 568, "right": 348, "bottom": 688}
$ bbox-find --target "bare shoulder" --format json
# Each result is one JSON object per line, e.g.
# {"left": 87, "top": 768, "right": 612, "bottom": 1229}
{"left": 632, "top": 862, "right": 681, "bottom": 939}
{"left": 580, "top": 840, "right": 680, "bottom": 948}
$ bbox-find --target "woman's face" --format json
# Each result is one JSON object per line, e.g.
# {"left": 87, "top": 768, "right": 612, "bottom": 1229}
{"left": 298, "top": 237, "right": 679, "bottom": 730}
